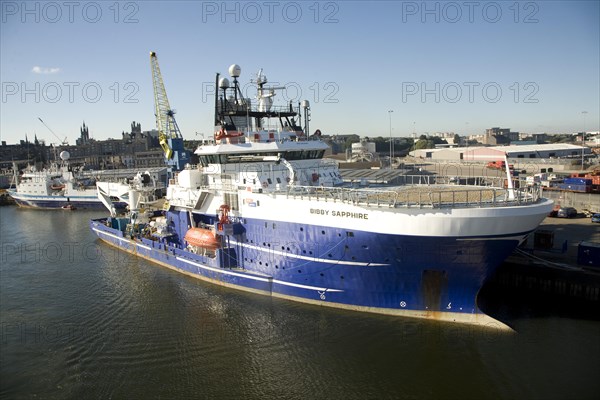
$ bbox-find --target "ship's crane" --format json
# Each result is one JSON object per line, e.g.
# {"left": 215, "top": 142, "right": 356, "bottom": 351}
{"left": 149, "top": 51, "right": 189, "bottom": 171}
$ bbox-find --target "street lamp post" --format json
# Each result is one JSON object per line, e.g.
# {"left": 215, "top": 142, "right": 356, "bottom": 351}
{"left": 388, "top": 110, "right": 393, "bottom": 168}
{"left": 581, "top": 111, "right": 587, "bottom": 171}
{"left": 465, "top": 122, "right": 469, "bottom": 154}
{"left": 196, "top": 132, "right": 205, "bottom": 146}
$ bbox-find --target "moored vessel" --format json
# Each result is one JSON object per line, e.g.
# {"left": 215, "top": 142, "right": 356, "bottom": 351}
{"left": 91, "top": 64, "right": 554, "bottom": 328}
{"left": 8, "top": 151, "right": 167, "bottom": 210}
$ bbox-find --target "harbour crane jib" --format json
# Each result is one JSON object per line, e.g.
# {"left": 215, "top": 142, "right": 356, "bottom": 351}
{"left": 149, "top": 51, "right": 190, "bottom": 171}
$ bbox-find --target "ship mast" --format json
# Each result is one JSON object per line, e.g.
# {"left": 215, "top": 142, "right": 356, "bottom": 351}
{"left": 214, "top": 65, "right": 305, "bottom": 136}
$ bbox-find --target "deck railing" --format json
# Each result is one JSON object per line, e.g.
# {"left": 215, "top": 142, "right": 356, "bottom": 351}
{"left": 168, "top": 173, "right": 544, "bottom": 210}
{"left": 284, "top": 175, "right": 544, "bottom": 209}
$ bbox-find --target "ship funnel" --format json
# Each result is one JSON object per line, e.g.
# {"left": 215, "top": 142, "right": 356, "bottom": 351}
{"left": 128, "top": 189, "right": 141, "bottom": 212}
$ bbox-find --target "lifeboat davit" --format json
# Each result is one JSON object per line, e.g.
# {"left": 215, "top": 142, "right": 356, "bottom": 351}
{"left": 184, "top": 228, "right": 220, "bottom": 250}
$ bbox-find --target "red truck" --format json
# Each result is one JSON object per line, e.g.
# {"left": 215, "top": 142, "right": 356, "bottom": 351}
{"left": 486, "top": 160, "right": 514, "bottom": 170}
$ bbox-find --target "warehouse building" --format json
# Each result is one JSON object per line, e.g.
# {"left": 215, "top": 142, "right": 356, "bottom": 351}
{"left": 410, "top": 144, "right": 591, "bottom": 161}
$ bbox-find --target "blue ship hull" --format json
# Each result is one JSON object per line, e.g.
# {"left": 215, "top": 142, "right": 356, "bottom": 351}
{"left": 90, "top": 209, "right": 524, "bottom": 328}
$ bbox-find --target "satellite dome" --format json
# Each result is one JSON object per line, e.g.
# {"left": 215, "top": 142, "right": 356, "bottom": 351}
{"left": 219, "top": 77, "right": 230, "bottom": 89}
{"left": 228, "top": 64, "right": 241, "bottom": 78}
{"left": 301, "top": 100, "right": 310, "bottom": 108}
{"left": 59, "top": 151, "right": 70, "bottom": 160}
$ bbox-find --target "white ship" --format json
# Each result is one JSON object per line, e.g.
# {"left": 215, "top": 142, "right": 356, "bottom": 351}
{"left": 9, "top": 151, "right": 167, "bottom": 209}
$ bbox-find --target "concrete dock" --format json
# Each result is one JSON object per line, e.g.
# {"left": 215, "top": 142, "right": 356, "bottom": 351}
{"left": 527, "top": 215, "right": 600, "bottom": 265}
{"left": 481, "top": 216, "right": 600, "bottom": 322}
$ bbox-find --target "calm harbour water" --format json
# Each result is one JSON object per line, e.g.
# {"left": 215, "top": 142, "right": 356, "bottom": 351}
{"left": 1, "top": 207, "right": 599, "bottom": 399}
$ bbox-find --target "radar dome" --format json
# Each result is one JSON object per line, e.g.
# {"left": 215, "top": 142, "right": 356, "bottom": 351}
{"left": 59, "top": 151, "right": 70, "bottom": 160}
{"left": 301, "top": 100, "right": 310, "bottom": 108}
{"left": 228, "top": 64, "right": 241, "bottom": 78}
{"left": 219, "top": 77, "right": 230, "bottom": 89}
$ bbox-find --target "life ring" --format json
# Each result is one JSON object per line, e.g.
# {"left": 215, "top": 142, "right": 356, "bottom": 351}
{"left": 262, "top": 182, "right": 268, "bottom": 188}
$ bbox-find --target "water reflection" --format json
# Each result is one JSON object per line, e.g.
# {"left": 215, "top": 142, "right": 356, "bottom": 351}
{"left": 1, "top": 208, "right": 598, "bottom": 399}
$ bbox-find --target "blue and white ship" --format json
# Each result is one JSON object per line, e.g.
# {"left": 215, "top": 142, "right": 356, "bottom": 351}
{"left": 8, "top": 151, "right": 167, "bottom": 210}
{"left": 8, "top": 151, "right": 105, "bottom": 209}
{"left": 90, "top": 65, "right": 553, "bottom": 328}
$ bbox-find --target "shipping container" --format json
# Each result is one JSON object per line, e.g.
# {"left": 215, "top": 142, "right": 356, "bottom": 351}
{"left": 559, "top": 183, "right": 592, "bottom": 193}
{"left": 564, "top": 178, "right": 592, "bottom": 185}
{"left": 526, "top": 176, "right": 541, "bottom": 186}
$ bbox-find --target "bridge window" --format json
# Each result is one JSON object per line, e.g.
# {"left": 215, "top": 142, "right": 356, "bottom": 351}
{"left": 199, "top": 150, "right": 325, "bottom": 164}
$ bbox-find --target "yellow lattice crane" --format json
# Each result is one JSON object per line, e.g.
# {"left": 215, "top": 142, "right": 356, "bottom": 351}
{"left": 149, "top": 51, "right": 188, "bottom": 170}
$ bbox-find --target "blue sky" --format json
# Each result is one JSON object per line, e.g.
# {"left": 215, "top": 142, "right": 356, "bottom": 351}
{"left": 1, "top": 1, "right": 599, "bottom": 145}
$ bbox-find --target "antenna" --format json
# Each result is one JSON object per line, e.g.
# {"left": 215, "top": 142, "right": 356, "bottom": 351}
{"left": 38, "top": 117, "right": 68, "bottom": 145}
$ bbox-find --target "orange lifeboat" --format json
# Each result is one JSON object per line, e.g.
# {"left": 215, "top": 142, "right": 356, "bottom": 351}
{"left": 184, "top": 228, "right": 221, "bottom": 250}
